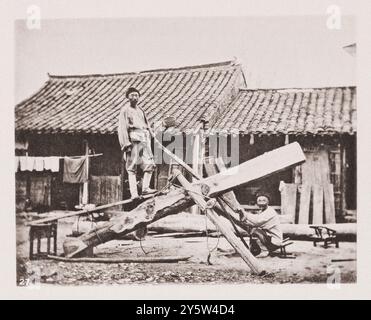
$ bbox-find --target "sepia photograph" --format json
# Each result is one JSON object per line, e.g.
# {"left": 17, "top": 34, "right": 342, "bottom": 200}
{"left": 13, "top": 8, "right": 357, "bottom": 289}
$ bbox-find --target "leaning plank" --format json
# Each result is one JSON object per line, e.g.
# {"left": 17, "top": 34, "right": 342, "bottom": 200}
{"left": 204, "top": 157, "right": 253, "bottom": 232}
{"left": 312, "top": 184, "right": 324, "bottom": 224}
{"left": 204, "top": 158, "right": 243, "bottom": 217}
{"left": 279, "top": 183, "right": 298, "bottom": 223}
{"left": 47, "top": 255, "right": 191, "bottom": 263}
{"left": 174, "top": 169, "right": 264, "bottom": 275}
{"left": 215, "top": 157, "right": 246, "bottom": 213}
{"left": 298, "top": 184, "right": 311, "bottom": 224}
{"left": 324, "top": 183, "right": 336, "bottom": 224}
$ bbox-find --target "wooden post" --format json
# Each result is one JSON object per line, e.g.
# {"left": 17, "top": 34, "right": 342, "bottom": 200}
{"left": 191, "top": 122, "right": 204, "bottom": 214}
{"left": 341, "top": 143, "right": 347, "bottom": 221}
{"left": 204, "top": 157, "right": 244, "bottom": 220}
{"left": 173, "top": 169, "right": 264, "bottom": 275}
{"left": 81, "top": 140, "right": 89, "bottom": 205}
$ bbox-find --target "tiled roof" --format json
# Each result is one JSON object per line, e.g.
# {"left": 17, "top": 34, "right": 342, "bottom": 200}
{"left": 212, "top": 87, "right": 356, "bottom": 135}
{"left": 15, "top": 61, "right": 244, "bottom": 135}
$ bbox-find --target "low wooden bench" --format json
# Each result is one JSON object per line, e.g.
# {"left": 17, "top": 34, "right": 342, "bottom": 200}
{"left": 29, "top": 222, "right": 58, "bottom": 260}
{"left": 309, "top": 226, "right": 339, "bottom": 248}
{"left": 271, "top": 238, "right": 295, "bottom": 258}
{"left": 250, "top": 235, "right": 294, "bottom": 258}
{"left": 279, "top": 238, "right": 294, "bottom": 258}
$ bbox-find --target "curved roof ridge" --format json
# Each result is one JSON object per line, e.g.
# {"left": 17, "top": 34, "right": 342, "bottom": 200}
{"left": 48, "top": 60, "right": 237, "bottom": 81}
{"left": 239, "top": 86, "right": 356, "bottom": 92}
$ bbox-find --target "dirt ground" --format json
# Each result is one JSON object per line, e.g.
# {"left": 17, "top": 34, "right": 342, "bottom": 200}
{"left": 16, "top": 214, "right": 356, "bottom": 286}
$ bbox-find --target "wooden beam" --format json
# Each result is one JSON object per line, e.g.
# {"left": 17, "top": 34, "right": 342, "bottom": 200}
{"left": 203, "top": 142, "right": 306, "bottom": 196}
{"left": 204, "top": 157, "right": 243, "bottom": 222}
{"left": 48, "top": 255, "right": 191, "bottom": 263}
{"left": 63, "top": 190, "right": 194, "bottom": 257}
{"left": 81, "top": 139, "right": 89, "bottom": 205}
{"left": 173, "top": 169, "right": 264, "bottom": 275}
{"left": 191, "top": 125, "right": 203, "bottom": 214}
{"left": 28, "top": 194, "right": 156, "bottom": 225}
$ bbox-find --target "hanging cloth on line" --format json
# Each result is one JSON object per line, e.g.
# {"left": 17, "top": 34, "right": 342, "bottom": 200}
{"left": 63, "top": 156, "right": 88, "bottom": 183}
{"left": 44, "top": 156, "right": 60, "bottom": 172}
{"left": 34, "top": 157, "right": 44, "bottom": 171}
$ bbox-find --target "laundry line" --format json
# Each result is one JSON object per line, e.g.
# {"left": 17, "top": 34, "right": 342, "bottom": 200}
{"left": 15, "top": 153, "right": 103, "bottom": 172}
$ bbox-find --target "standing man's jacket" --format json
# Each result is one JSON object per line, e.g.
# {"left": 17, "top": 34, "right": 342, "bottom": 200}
{"left": 117, "top": 105, "right": 151, "bottom": 151}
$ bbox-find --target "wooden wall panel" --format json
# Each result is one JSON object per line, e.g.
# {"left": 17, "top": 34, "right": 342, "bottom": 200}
{"left": 90, "top": 176, "right": 121, "bottom": 205}
{"left": 30, "top": 175, "right": 51, "bottom": 206}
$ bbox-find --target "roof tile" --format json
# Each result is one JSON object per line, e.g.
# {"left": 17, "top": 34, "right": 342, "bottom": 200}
{"left": 16, "top": 61, "right": 243, "bottom": 134}
{"left": 212, "top": 87, "right": 356, "bottom": 135}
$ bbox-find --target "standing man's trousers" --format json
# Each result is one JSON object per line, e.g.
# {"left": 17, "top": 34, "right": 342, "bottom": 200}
{"left": 124, "top": 130, "right": 156, "bottom": 174}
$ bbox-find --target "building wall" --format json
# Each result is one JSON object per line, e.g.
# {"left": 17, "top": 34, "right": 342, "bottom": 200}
{"left": 16, "top": 132, "right": 356, "bottom": 218}
{"left": 293, "top": 135, "right": 356, "bottom": 220}
{"left": 218, "top": 134, "right": 356, "bottom": 221}
{"left": 15, "top": 133, "right": 123, "bottom": 210}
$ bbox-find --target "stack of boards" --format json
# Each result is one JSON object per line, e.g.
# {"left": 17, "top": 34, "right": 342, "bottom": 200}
{"left": 280, "top": 182, "right": 336, "bottom": 224}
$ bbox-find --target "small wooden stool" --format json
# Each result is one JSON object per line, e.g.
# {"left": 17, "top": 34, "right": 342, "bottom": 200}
{"left": 309, "top": 226, "right": 339, "bottom": 248}
{"left": 29, "top": 222, "right": 58, "bottom": 260}
{"left": 278, "top": 238, "right": 294, "bottom": 257}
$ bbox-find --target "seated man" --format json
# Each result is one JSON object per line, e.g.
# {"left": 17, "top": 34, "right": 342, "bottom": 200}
{"left": 239, "top": 193, "right": 283, "bottom": 255}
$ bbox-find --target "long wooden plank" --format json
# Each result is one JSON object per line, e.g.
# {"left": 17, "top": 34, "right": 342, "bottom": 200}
{"left": 48, "top": 255, "right": 191, "bottom": 263}
{"left": 298, "top": 184, "right": 311, "bottom": 224}
{"left": 29, "top": 194, "right": 156, "bottom": 226}
{"left": 312, "top": 184, "right": 324, "bottom": 224}
{"left": 204, "top": 142, "right": 306, "bottom": 196}
{"left": 215, "top": 157, "right": 246, "bottom": 213}
{"left": 174, "top": 170, "right": 264, "bottom": 275}
{"left": 279, "top": 183, "right": 297, "bottom": 223}
{"left": 324, "top": 183, "right": 336, "bottom": 224}
{"left": 204, "top": 157, "right": 250, "bottom": 233}
{"left": 204, "top": 158, "right": 243, "bottom": 214}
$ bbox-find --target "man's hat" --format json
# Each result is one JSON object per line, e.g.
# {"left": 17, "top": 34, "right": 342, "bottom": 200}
{"left": 256, "top": 191, "right": 271, "bottom": 202}
{"left": 126, "top": 87, "right": 140, "bottom": 98}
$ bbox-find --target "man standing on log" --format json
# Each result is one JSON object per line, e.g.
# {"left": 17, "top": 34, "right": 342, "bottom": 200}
{"left": 239, "top": 193, "right": 283, "bottom": 255}
{"left": 117, "top": 87, "right": 156, "bottom": 200}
